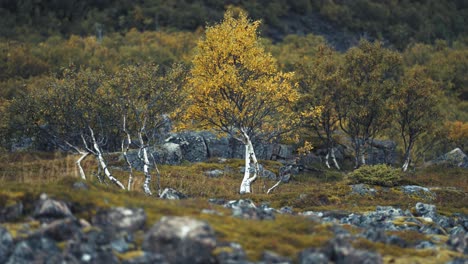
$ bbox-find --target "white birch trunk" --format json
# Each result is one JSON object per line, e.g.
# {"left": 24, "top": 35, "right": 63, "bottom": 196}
{"left": 138, "top": 124, "right": 153, "bottom": 196}
{"left": 239, "top": 132, "right": 259, "bottom": 194}
{"left": 141, "top": 146, "right": 153, "bottom": 195}
{"left": 122, "top": 116, "right": 134, "bottom": 191}
{"left": 402, "top": 158, "right": 410, "bottom": 172}
{"left": 360, "top": 152, "right": 366, "bottom": 166}
{"left": 331, "top": 148, "right": 341, "bottom": 170}
{"left": 89, "top": 127, "right": 125, "bottom": 189}
{"left": 325, "top": 152, "right": 331, "bottom": 169}
{"left": 76, "top": 151, "right": 89, "bottom": 180}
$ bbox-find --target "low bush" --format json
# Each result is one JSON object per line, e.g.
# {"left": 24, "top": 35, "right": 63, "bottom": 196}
{"left": 348, "top": 164, "right": 402, "bottom": 187}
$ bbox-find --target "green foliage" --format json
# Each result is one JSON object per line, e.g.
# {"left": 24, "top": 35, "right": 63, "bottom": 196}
{"left": 349, "top": 164, "right": 402, "bottom": 187}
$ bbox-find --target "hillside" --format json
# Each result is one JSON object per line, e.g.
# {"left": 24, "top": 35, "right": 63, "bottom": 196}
{"left": 0, "top": 153, "right": 467, "bottom": 263}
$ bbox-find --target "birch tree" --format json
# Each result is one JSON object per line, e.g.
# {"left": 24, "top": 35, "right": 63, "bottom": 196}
{"left": 17, "top": 66, "right": 125, "bottom": 189}
{"left": 297, "top": 44, "right": 342, "bottom": 169}
{"left": 107, "top": 63, "right": 187, "bottom": 195}
{"left": 185, "top": 9, "right": 299, "bottom": 194}
{"left": 338, "top": 40, "right": 403, "bottom": 168}
{"left": 395, "top": 65, "right": 441, "bottom": 171}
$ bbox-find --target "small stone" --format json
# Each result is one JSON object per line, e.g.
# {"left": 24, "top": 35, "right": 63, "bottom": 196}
{"left": 297, "top": 248, "right": 328, "bottom": 264}
{"left": 72, "top": 182, "right": 89, "bottom": 190}
{"left": 215, "top": 242, "right": 249, "bottom": 264}
{"left": 204, "top": 169, "right": 224, "bottom": 178}
{"left": 261, "top": 250, "right": 291, "bottom": 263}
{"left": 159, "top": 188, "right": 187, "bottom": 200}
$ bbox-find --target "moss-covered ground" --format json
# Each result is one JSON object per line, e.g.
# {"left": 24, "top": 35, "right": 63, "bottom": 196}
{"left": 0, "top": 152, "right": 467, "bottom": 262}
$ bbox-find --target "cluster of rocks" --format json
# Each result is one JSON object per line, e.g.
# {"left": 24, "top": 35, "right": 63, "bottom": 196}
{"left": 125, "top": 131, "right": 295, "bottom": 169}
{"left": 1, "top": 189, "right": 467, "bottom": 264}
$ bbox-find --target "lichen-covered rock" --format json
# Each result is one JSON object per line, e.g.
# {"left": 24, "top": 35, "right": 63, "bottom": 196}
{"left": 30, "top": 217, "right": 82, "bottom": 241}
{"left": 142, "top": 216, "right": 217, "bottom": 264}
{"left": 225, "top": 199, "right": 275, "bottom": 220}
{"left": 92, "top": 207, "right": 146, "bottom": 233}
{"left": 159, "top": 188, "right": 187, "bottom": 200}
{"left": 72, "top": 181, "right": 89, "bottom": 190}
{"left": 7, "top": 237, "right": 61, "bottom": 264}
{"left": 33, "top": 195, "right": 73, "bottom": 222}
{"left": 64, "top": 228, "right": 120, "bottom": 264}
{"left": 297, "top": 249, "right": 328, "bottom": 264}
{"left": 204, "top": 169, "right": 224, "bottom": 178}
{"left": 122, "top": 252, "right": 168, "bottom": 264}
{"left": 0, "top": 226, "right": 13, "bottom": 264}
{"left": 261, "top": 250, "right": 292, "bottom": 264}
{"left": 215, "top": 242, "right": 250, "bottom": 264}
{"left": 447, "top": 230, "right": 468, "bottom": 254}
{"left": 0, "top": 201, "right": 23, "bottom": 222}
{"left": 401, "top": 185, "right": 436, "bottom": 200}
{"left": 351, "top": 184, "right": 377, "bottom": 196}
{"left": 414, "top": 202, "right": 437, "bottom": 219}
{"left": 432, "top": 148, "right": 468, "bottom": 168}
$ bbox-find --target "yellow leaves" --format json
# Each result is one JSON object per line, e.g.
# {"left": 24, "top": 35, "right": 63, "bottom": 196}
{"left": 297, "top": 141, "right": 314, "bottom": 156}
{"left": 186, "top": 8, "right": 299, "bottom": 137}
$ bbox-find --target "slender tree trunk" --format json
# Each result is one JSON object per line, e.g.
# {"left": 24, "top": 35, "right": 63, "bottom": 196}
{"left": 138, "top": 124, "right": 153, "bottom": 196}
{"left": 122, "top": 116, "right": 134, "bottom": 190}
{"left": 325, "top": 151, "right": 331, "bottom": 169}
{"left": 76, "top": 151, "right": 90, "bottom": 180}
{"left": 89, "top": 127, "right": 125, "bottom": 189}
{"left": 331, "top": 147, "right": 341, "bottom": 170}
{"left": 239, "top": 132, "right": 259, "bottom": 194}
{"left": 150, "top": 153, "right": 162, "bottom": 196}
{"left": 353, "top": 139, "right": 361, "bottom": 168}
{"left": 402, "top": 140, "right": 414, "bottom": 172}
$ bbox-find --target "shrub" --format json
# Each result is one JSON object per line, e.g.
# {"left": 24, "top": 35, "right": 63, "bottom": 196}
{"left": 348, "top": 164, "right": 402, "bottom": 187}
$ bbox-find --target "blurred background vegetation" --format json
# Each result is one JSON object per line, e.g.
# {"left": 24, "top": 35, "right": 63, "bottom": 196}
{"left": 0, "top": 0, "right": 466, "bottom": 165}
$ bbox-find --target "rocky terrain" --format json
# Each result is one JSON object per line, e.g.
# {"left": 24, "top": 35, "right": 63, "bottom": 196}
{"left": 0, "top": 181, "right": 467, "bottom": 264}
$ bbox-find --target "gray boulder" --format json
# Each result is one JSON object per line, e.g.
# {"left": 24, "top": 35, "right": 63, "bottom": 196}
{"left": 414, "top": 202, "right": 437, "bottom": 219}
{"left": 33, "top": 195, "right": 73, "bottom": 222}
{"left": 92, "top": 207, "right": 146, "bottom": 233}
{"left": 7, "top": 237, "right": 61, "bottom": 264}
{"left": 351, "top": 184, "right": 377, "bottom": 196}
{"left": 366, "top": 139, "right": 397, "bottom": 165}
{"left": 142, "top": 216, "right": 217, "bottom": 264}
{"left": 0, "top": 201, "right": 23, "bottom": 222}
{"left": 166, "top": 132, "right": 208, "bottom": 162}
{"left": 225, "top": 200, "right": 275, "bottom": 220}
{"left": 0, "top": 227, "right": 13, "bottom": 264}
{"left": 447, "top": 229, "right": 468, "bottom": 254}
{"left": 215, "top": 242, "right": 250, "bottom": 264}
{"left": 432, "top": 148, "right": 468, "bottom": 168}
{"left": 30, "top": 217, "right": 82, "bottom": 242}
{"left": 261, "top": 251, "right": 292, "bottom": 264}
{"left": 401, "top": 185, "right": 435, "bottom": 200}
